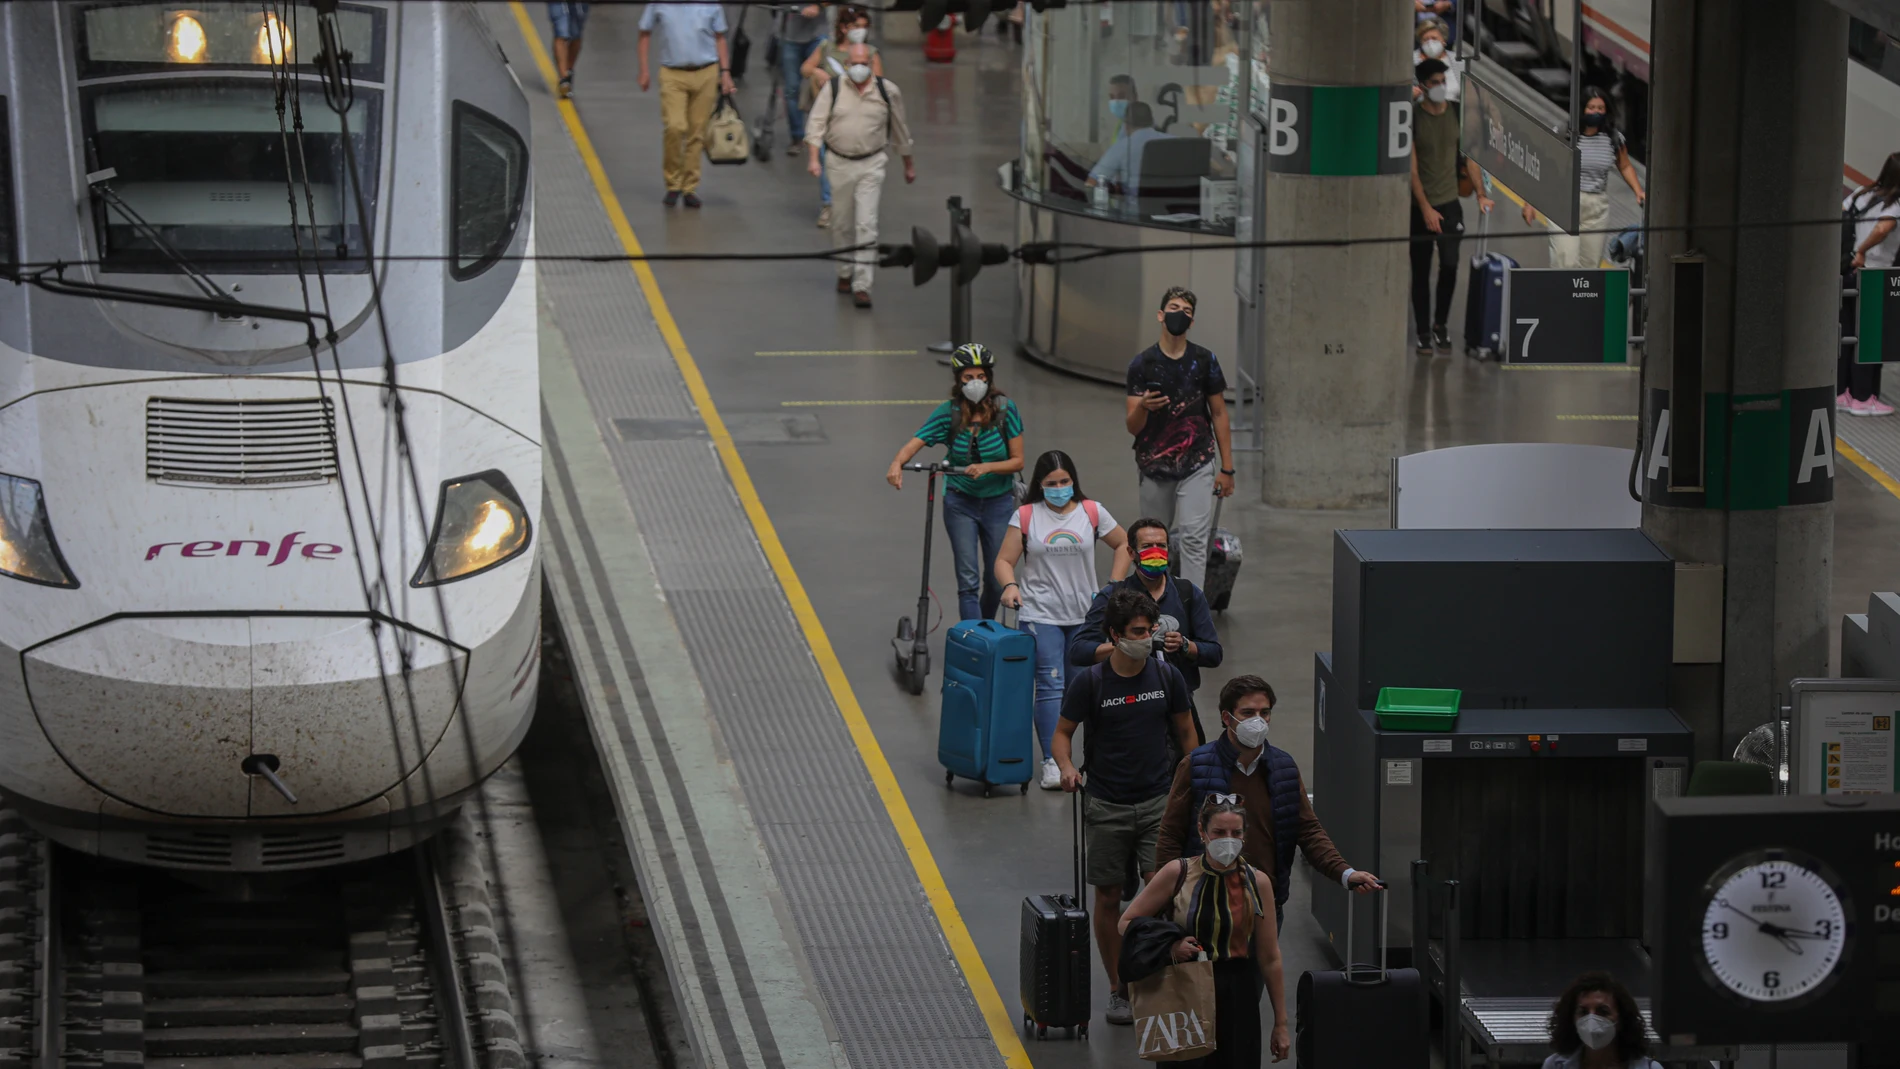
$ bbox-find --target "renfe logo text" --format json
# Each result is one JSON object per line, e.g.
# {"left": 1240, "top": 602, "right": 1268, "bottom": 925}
{"left": 145, "top": 531, "right": 343, "bottom": 566}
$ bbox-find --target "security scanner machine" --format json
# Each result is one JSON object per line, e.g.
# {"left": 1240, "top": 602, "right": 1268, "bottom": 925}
{"left": 1313, "top": 529, "right": 1729, "bottom": 1066}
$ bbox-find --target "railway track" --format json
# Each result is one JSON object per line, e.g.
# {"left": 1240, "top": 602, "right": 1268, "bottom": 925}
{"left": 0, "top": 809, "right": 522, "bottom": 1069}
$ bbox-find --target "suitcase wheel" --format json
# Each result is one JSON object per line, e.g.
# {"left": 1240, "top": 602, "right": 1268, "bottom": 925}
{"left": 1020, "top": 781, "right": 1029, "bottom": 795}
{"left": 945, "top": 770, "right": 955, "bottom": 787}
{"left": 982, "top": 785, "right": 993, "bottom": 798}
{"left": 1077, "top": 1023, "right": 1088, "bottom": 1040}
{"left": 1036, "top": 1025, "right": 1047, "bottom": 1040}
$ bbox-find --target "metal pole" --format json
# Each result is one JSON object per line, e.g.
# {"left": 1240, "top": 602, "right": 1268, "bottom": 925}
{"left": 929, "top": 196, "right": 967, "bottom": 355}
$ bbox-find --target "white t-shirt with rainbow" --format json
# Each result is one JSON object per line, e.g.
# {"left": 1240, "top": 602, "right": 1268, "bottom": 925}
{"left": 1009, "top": 499, "right": 1118, "bottom": 626}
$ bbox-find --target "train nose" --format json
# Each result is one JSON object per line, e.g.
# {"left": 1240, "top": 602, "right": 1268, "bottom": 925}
{"left": 24, "top": 615, "right": 465, "bottom": 818}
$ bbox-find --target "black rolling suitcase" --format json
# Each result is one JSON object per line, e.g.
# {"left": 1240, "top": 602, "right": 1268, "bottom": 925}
{"left": 1295, "top": 886, "right": 1426, "bottom": 1069}
{"left": 1019, "top": 792, "right": 1091, "bottom": 1039}
{"left": 1172, "top": 498, "right": 1242, "bottom": 612}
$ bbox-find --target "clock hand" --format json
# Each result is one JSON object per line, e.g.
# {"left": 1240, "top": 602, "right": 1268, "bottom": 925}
{"left": 1716, "top": 902, "right": 1806, "bottom": 953}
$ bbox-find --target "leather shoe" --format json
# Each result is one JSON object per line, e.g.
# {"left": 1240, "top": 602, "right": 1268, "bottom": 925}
{"left": 852, "top": 291, "right": 872, "bottom": 309}
{"left": 662, "top": 190, "right": 680, "bottom": 206}
{"left": 837, "top": 278, "right": 852, "bottom": 294}
{"left": 682, "top": 192, "right": 702, "bottom": 208}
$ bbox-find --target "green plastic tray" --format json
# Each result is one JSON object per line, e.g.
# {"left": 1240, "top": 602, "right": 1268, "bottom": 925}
{"left": 1374, "top": 687, "right": 1462, "bottom": 731}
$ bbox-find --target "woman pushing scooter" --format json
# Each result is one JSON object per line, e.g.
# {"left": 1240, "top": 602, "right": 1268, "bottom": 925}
{"left": 886, "top": 344, "right": 1025, "bottom": 624}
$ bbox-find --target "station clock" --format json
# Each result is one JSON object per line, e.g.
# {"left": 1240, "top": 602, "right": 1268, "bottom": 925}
{"left": 1696, "top": 851, "right": 1850, "bottom": 1006}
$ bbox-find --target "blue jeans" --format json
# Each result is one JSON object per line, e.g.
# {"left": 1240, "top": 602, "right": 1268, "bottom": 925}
{"left": 942, "top": 490, "right": 1013, "bottom": 623}
{"left": 781, "top": 37, "right": 822, "bottom": 140}
{"left": 547, "top": 2, "right": 590, "bottom": 40}
{"left": 1023, "top": 620, "right": 1081, "bottom": 763}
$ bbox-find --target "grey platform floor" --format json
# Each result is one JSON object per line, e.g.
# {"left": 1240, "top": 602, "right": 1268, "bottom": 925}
{"left": 500, "top": 5, "right": 1900, "bottom": 1068}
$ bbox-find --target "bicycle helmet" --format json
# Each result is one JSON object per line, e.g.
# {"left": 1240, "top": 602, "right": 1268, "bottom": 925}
{"left": 950, "top": 343, "right": 996, "bottom": 370}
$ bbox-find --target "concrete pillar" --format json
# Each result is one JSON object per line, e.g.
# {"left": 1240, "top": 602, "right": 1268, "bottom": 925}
{"left": 1259, "top": 0, "right": 1413, "bottom": 508}
{"left": 1642, "top": 0, "right": 1845, "bottom": 759}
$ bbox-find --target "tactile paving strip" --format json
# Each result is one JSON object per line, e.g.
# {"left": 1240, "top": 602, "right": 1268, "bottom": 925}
{"left": 525, "top": 60, "right": 1003, "bottom": 1069}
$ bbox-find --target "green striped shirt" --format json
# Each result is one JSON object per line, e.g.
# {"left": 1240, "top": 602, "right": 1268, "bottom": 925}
{"left": 916, "top": 398, "right": 1023, "bottom": 497}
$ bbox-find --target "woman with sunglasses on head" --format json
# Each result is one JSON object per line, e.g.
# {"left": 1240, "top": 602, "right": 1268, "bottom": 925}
{"left": 1543, "top": 973, "right": 1661, "bottom": 1069}
{"left": 886, "top": 344, "right": 1024, "bottom": 624}
{"left": 993, "top": 451, "right": 1132, "bottom": 790}
{"left": 1121, "top": 797, "right": 1289, "bottom": 1066}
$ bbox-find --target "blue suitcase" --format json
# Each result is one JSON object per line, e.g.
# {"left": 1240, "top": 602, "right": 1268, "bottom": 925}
{"left": 939, "top": 619, "right": 1036, "bottom": 796}
{"left": 1462, "top": 249, "right": 1516, "bottom": 359}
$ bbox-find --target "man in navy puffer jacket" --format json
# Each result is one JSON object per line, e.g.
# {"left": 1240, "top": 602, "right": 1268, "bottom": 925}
{"left": 1152, "top": 675, "right": 1381, "bottom": 926}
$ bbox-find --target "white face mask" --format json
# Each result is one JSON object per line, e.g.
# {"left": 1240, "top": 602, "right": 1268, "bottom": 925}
{"left": 1426, "top": 84, "right": 1449, "bottom": 104}
{"left": 1115, "top": 636, "right": 1152, "bottom": 660}
{"left": 846, "top": 26, "right": 869, "bottom": 44}
{"left": 847, "top": 63, "right": 873, "bottom": 84}
{"left": 1576, "top": 1014, "right": 1616, "bottom": 1051}
{"left": 960, "top": 378, "right": 989, "bottom": 403}
{"left": 1420, "top": 38, "right": 1445, "bottom": 58}
{"left": 1232, "top": 715, "right": 1269, "bottom": 750}
{"left": 1205, "top": 837, "right": 1244, "bottom": 866}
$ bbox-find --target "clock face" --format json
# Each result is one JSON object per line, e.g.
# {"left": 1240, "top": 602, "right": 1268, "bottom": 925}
{"left": 1699, "top": 855, "right": 1849, "bottom": 1005}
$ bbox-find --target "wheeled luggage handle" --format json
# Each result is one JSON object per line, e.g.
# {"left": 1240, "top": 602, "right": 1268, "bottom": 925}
{"left": 1341, "top": 877, "right": 1393, "bottom": 987}
{"left": 1070, "top": 788, "right": 1087, "bottom": 908}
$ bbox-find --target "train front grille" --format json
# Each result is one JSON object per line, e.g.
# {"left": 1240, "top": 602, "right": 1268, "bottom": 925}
{"left": 146, "top": 396, "right": 339, "bottom": 487}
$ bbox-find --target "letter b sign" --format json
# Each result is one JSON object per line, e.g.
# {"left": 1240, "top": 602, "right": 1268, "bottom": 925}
{"left": 1269, "top": 97, "right": 1300, "bottom": 155}
{"left": 1388, "top": 100, "right": 1413, "bottom": 158}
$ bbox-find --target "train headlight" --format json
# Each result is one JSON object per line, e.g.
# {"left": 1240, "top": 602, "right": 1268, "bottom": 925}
{"left": 169, "top": 14, "right": 207, "bottom": 63}
{"left": 0, "top": 474, "right": 78, "bottom": 588}
{"left": 411, "top": 471, "right": 530, "bottom": 587}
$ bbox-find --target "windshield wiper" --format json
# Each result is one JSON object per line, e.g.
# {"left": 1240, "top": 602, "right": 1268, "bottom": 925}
{"left": 85, "top": 167, "right": 240, "bottom": 307}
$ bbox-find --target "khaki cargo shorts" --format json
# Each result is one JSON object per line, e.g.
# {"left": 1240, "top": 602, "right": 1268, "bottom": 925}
{"left": 1083, "top": 792, "right": 1168, "bottom": 889}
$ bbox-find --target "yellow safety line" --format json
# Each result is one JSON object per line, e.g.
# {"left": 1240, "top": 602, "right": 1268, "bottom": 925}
{"left": 1838, "top": 437, "right": 1900, "bottom": 502}
{"left": 781, "top": 399, "right": 941, "bottom": 407}
{"left": 756, "top": 349, "right": 920, "bottom": 356}
{"left": 506, "top": 7, "right": 1033, "bottom": 1067}
{"left": 1556, "top": 414, "right": 1639, "bottom": 421}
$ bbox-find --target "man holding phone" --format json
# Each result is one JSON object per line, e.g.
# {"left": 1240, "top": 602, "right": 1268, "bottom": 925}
{"left": 1124, "top": 285, "right": 1233, "bottom": 589}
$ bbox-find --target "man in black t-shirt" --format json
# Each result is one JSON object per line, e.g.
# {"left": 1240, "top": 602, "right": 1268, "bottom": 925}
{"left": 1125, "top": 285, "right": 1232, "bottom": 589}
{"left": 1052, "top": 588, "right": 1197, "bottom": 1027}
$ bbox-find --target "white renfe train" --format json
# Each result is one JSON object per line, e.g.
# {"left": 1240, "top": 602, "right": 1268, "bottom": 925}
{"left": 0, "top": 0, "right": 540, "bottom": 870}
{"left": 1493, "top": 0, "right": 1900, "bottom": 187}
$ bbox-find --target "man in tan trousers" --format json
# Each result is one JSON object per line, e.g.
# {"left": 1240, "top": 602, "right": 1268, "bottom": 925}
{"left": 637, "top": 1, "right": 736, "bottom": 208}
{"left": 806, "top": 42, "right": 914, "bottom": 309}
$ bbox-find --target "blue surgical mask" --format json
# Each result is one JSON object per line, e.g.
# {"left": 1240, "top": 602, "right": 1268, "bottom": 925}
{"left": 1108, "top": 98, "right": 1129, "bottom": 120}
{"left": 1043, "top": 486, "right": 1075, "bottom": 507}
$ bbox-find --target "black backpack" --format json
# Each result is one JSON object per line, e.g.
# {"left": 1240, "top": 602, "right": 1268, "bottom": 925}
{"left": 1844, "top": 191, "right": 1871, "bottom": 275}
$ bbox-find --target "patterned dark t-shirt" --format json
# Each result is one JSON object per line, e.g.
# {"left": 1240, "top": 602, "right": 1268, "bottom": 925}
{"left": 1127, "top": 342, "right": 1227, "bottom": 481}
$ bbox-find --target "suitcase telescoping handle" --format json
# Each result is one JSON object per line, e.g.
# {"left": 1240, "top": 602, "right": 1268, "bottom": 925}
{"left": 1342, "top": 877, "right": 1393, "bottom": 986}
{"left": 1070, "top": 788, "right": 1087, "bottom": 908}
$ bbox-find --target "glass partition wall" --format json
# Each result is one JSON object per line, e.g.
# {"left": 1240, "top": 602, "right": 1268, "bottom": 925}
{"left": 1009, "top": 1, "right": 1256, "bottom": 382}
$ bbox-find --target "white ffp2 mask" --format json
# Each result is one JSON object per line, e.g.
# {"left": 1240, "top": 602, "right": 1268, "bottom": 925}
{"left": 960, "top": 379, "right": 989, "bottom": 403}
{"left": 846, "top": 26, "right": 869, "bottom": 44}
{"left": 1233, "top": 716, "right": 1269, "bottom": 749}
{"left": 1576, "top": 1015, "right": 1615, "bottom": 1051}
{"left": 847, "top": 63, "right": 873, "bottom": 84}
{"left": 1205, "top": 838, "right": 1244, "bottom": 866}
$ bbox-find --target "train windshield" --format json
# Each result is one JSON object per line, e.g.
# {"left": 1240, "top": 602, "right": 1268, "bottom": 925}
{"left": 82, "top": 80, "right": 381, "bottom": 272}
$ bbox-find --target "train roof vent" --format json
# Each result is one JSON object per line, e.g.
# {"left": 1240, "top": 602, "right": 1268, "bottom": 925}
{"left": 146, "top": 397, "right": 339, "bottom": 487}
{"left": 146, "top": 831, "right": 235, "bottom": 869}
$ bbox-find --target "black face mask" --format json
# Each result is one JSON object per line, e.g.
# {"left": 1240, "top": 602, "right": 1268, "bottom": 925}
{"left": 1163, "top": 310, "right": 1193, "bottom": 337}
{"left": 1582, "top": 112, "right": 1606, "bottom": 131}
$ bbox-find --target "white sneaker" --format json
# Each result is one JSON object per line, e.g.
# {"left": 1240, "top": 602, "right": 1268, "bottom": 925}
{"left": 1039, "top": 758, "right": 1061, "bottom": 790}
